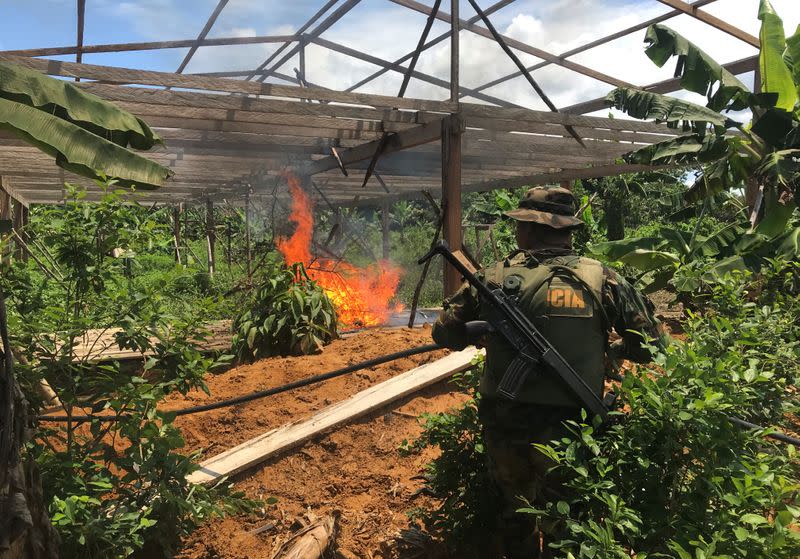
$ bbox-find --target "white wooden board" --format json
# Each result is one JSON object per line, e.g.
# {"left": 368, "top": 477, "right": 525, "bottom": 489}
{"left": 188, "top": 347, "right": 480, "bottom": 484}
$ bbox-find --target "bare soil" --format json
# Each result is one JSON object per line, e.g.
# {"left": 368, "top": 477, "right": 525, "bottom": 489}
{"left": 174, "top": 327, "right": 470, "bottom": 559}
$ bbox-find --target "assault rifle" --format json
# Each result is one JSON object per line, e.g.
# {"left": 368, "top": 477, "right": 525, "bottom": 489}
{"left": 419, "top": 240, "right": 609, "bottom": 420}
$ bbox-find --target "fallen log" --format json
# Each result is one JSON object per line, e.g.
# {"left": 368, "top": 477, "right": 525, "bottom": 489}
{"left": 270, "top": 514, "right": 337, "bottom": 559}
{"left": 188, "top": 347, "right": 480, "bottom": 484}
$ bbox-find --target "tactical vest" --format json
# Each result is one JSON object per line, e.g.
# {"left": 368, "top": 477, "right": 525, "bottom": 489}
{"left": 479, "top": 252, "right": 608, "bottom": 407}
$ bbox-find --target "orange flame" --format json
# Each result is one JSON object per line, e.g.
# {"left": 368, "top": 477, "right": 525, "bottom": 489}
{"left": 276, "top": 172, "right": 402, "bottom": 327}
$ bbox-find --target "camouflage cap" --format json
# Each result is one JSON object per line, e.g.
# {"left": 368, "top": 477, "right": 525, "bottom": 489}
{"left": 503, "top": 186, "right": 584, "bottom": 229}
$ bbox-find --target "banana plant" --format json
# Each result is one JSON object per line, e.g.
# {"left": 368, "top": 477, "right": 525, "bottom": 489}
{"left": 0, "top": 61, "right": 172, "bottom": 188}
{"left": 604, "top": 0, "right": 799, "bottom": 232}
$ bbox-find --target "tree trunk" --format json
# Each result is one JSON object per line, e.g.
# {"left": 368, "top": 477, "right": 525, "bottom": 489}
{"left": 603, "top": 195, "right": 625, "bottom": 241}
{"left": 0, "top": 293, "right": 59, "bottom": 559}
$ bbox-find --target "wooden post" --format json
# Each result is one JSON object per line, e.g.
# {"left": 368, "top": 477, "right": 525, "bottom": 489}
{"left": 206, "top": 198, "right": 216, "bottom": 277}
{"left": 173, "top": 203, "right": 183, "bottom": 264}
{"left": 450, "top": 0, "right": 459, "bottom": 102}
{"left": 0, "top": 186, "right": 11, "bottom": 266}
{"left": 442, "top": 114, "right": 464, "bottom": 296}
{"left": 381, "top": 200, "right": 390, "bottom": 260}
{"left": 245, "top": 193, "right": 252, "bottom": 281}
{"left": 12, "top": 199, "right": 24, "bottom": 262}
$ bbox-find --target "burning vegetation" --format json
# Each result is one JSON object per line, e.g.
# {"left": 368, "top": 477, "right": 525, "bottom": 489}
{"left": 276, "top": 172, "right": 403, "bottom": 328}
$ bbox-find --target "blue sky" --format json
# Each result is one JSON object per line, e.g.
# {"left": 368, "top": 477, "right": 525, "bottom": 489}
{"left": 1, "top": 0, "right": 798, "bottom": 113}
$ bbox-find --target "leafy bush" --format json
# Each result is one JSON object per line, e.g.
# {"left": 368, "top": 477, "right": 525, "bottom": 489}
{"left": 401, "top": 363, "right": 497, "bottom": 551}
{"left": 408, "top": 262, "right": 800, "bottom": 558}
{"left": 4, "top": 184, "right": 255, "bottom": 558}
{"left": 232, "top": 262, "right": 337, "bottom": 361}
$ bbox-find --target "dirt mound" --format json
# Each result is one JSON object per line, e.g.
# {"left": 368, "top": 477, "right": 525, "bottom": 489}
{"left": 174, "top": 327, "right": 470, "bottom": 559}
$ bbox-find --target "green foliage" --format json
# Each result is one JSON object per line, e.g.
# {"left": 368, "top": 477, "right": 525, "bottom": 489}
{"left": 525, "top": 262, "right": 800, "bottom": 558}
{"left": 2, "top": 183, "right": 254, "bottom": 558}
{"left": 605, "top": 1, "right": 799, "bottom": 228}
{"left": 401, "top": 359, "right": 497, "bottom": 551}
{"left": 0, "top": 62, "right": 171, "bottom": 187}
{"left": 408, "top": 263, "right": 800, "bottom": 559}
{"left": 232, "top": 262, "right": 337, "bottom": 361}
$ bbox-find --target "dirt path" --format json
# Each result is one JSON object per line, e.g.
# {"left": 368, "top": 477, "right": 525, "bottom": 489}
{"left": 174, "top": 327, "right": 470, "bottom": 559}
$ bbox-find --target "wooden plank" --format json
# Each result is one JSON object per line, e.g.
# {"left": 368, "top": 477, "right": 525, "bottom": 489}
{"left": 245, "top": 0, "right": 340, "bottom": 80}
{"left": 76, "top": 0, "right": 86, "bottom": 66}
{"left": 0, "top": 35, "right": 298, "bottom": 57}
{"left": 309, "top": 35, "right": 518, "bottom": 108}
{"left": 656, "top": 0, "right": 759, "bottom": 47}
{"left": 348, "top": 0, "right": 516, "bottom": 92}
{"left": 176, "top": 0, "right": 230, "bottom": 74}
{"left": 0, "top": 176, "right": 30, "bottom": 208}
{"left": 304, "top": 119, "right": 443, "bottom": 175}
{"left": 187, "top": 347, "right": 480, "bottom": 484}
{"left": 461, "top": 102, "right": 681, "bottom": 134}
{"left": 449, "top": 0, "right": 459, "bottom": 103}
{"left": 0, "top": 54, "right": 457, "bottom": 113}
{"left": 463, "top": 163, "right": 672, "bottom": 191}
{"left": 389, "top": 0, "right": 634, "bottom": 88}
{"left": 77, "top": 82, "right": 429, "bottom": 124}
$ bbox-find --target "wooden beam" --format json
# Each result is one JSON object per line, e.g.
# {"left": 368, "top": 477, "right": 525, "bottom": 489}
{"left": 0, "top": 176, "right": 30, "bottom": 208}
{"left": 187, "top": 347, "right": 480, "bottom": 484}
{"left": 176, "top": 0, "right": 230, "bottom": 74}
{"left": 442, "top": 115, "right": 464, "bottom": 296}
{"left": 307, "top": 36, "right": 518, "bottom": 108}
{"left": 0, "top": 53, "right": 457, "bottom": 113}
{"left": 450, "top": 0, "right": 459, "bottom": 103}
{"left": 257, "top": 0, "right": 362, "bottom": 83}
{"left": 656, "top": 0, "right": 759, "bottom": 47}
{"left": 389, "top": 0, "right": 634, "bottom": 88}
{"left": 347, "top": 0, "right": 516, "bottom": 93}
{"left": 464, "top": 163, "right": 672, "bottom": 191}
{"left": 562, "top": 55, "right": 758, "bottom": 114}
{"left": 465, "top": 0, "right": 719, "bottom": 98}
{"left": 76, "top": 0, "right": 86, "bottom": 67}
{"left": 0, "top": 35, "right": 299, "bottom": 57}
{"left": 245, "top": 0, "right": 340, "bottom": 80}
{"left": 304, "top": 119, "right": 443, "bottom": 175}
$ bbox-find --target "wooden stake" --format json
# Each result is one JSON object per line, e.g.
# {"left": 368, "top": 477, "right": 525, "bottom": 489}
{"left": 381, "top": 200, "right": 390, "bottom": 260}
{"left": 206, "top": 198, "right": 216, "bottom": 277}
{"left": 245, "top": 193, "right": 252, "bottom": 282}
{"left": 173, "top": 203, "right": 183, "bottom": 264}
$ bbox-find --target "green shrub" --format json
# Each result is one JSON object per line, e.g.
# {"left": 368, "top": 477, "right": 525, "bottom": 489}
{"left": 232, "top": 262, "right": 337, "bottom": 361}
{"left": 5, "top": 185, "right": 255, "bottom": 558}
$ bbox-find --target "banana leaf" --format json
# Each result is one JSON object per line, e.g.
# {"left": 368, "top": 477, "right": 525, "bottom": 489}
{"left": 590, "top": 236, "right": 664, "bottom": 260}
{"left": 644, "top": 24, "right": 754, "bottom": 112}
{"left": 623, "top": 133, "right": 731, "bottom": 166}
{"left": 784, "top": 25, "right": 800, "bottom": 99}
{"left": 754, "top": 185, "right": 798, "bottom": 237}
{"left": 777, "top": 225, "right": 800, "bottom": 256}
{"left": 0, "top": 96, "right": 172, "bottom": 188}
{"left": 618, "top": 249, "right": 680, "bottom": 272}
{"left": 758, "top": 0, "right": 798, "bottom": 111}
{"left": 693, "top": 221, "right": 746, "bottom": 257}
{"left": 0, "top": 62, "right": 160, "bottom": 150}
{"left": 605, "top": 88, "right": 733, "bottom": 131}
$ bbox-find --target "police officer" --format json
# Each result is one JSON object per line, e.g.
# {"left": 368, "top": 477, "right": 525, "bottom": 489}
{"left": 431, "top": 186, "right": 665, "bottom": 558}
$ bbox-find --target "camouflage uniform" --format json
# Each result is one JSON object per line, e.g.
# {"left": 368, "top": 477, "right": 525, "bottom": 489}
{"left": 431, "top": 187, "right": 664, "bottom": 558}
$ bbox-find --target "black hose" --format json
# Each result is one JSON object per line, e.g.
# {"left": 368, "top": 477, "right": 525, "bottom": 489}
{"left": 37, "top": 343, "right": 443, "bottom": 423}
{"left": 727, "top": 416, "right": 800, "bottom": 447}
